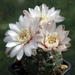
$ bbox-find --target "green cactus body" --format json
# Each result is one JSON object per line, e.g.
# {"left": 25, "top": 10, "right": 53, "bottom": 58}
{"left": 21, "top": 48, "right": 62, "bottom": 75}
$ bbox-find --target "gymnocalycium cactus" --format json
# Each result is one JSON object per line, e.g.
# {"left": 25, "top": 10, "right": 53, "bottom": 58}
{"left": 4, "top": 4, "right": 71, "bottom": 75}
{"left": 21, "top": 48, "right": 62, "bottom": 75}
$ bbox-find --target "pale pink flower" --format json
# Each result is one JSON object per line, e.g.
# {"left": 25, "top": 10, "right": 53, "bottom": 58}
{"left": 38, "top": 22, "right": 71, "bottom": 52}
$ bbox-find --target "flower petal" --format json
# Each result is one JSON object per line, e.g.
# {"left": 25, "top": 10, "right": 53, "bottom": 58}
{"left": 54, "top": 16, "right": 65, "bottom": 23}
{"left": 33, "top": 34, "right": 42, "bottom": 42}
{"left": 6, "top": 42, "right": 19, "bottom": 47}
{"left": 5, "top": 30, "right": 17, "bottom": 37}
{"left": 56, "top": 25, "right": 63, "bottom": 34}
{"left": 34, "top": 5, "right": 40, "bottom": 15}
{"left": 31, "top": 17, "right": 40, "bottom": 34}
{"left": 42, "top": 4, "right": 48, "bottom": 14}
{"left": 47, "top": 7, "right": 55, "bottom": 16}
{"left": 60, "top": 37, "right": 71, "bottom": 44}
{"left": 19, "top": 15, "right": 25, "bottom": 27}
{"left": 10, "top": 45, "right": 22, "bottom": 58}
{"left": 48, "top": 22, "right": 56, "bottom": 33}
{"left": 29, "top": 40, "right": 37, "bottom": 49}
{"left": 9, "top": 23, "right": 20, "bottom": 32}
{"left": 58, "top": 45, "right": 67, "bottom": 51}
{"left": 50, "top": 10, "right": 60, "bottom": 18}
{"left": 16, "top": 22, "right": 20, "bottom": 26}
{"left": 3, "top": 36, "right": 14, "bottom": 42}
{"left": 38, "top": 43, "right": 45, "bottom": 50}
{"left": 40, "top": 24, "right": 47, "bottom": 35}
{"left": 58, "top": 31, "right": 69, "bottom": 41}
{"left": 23, "top": 10, "right": 32, "bottom": 28}
{"left": 17, "top": 49, "right": 23, "bottom": 60}
{"left": 24, "top": 44, "right": 32, "bottom": 56}
{"left": 29, "top": 8, "right": 35, "bottom": 18}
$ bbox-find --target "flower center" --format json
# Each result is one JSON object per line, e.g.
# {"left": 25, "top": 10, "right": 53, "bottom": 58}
{"left": 47, "top": 35, "right": 58, "bottom": 44}
{"left": 40, "top": 14, "right": 48, "bottom": 23}
{"left": 45, "top": 33, "right": 59, "bottom": 48}
{"left": 36, "top": 14, "right": 48, "bottom": 24}
{"left": 17, "top": 28, "right": 31, "bottom": 43}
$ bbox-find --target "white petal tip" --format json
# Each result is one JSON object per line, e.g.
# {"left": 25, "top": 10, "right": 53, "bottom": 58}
{"left": 17, "top": 56, "right": 22, "bottom": 60}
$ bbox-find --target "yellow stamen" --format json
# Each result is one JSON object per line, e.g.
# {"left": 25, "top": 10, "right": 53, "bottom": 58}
{"left": 40, "top": 14, "right": 48, "bottom": 23}
{"left": 36, "top": 14, "right": 48, "bottom": 24}
{"left": 46, "top": 34, "right": 59, "bottom": 44}
{"left": 16, "top": 28, "right": 30, "bottom": 42}
{"left": 45, "top": 33, "right": 59, "bottom": 48}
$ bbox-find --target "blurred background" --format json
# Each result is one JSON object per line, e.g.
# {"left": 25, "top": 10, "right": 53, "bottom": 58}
{"left": 0, "top": 0, "right": 75, "bottom": 75}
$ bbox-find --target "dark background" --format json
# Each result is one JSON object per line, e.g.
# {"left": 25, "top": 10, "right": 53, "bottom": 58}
{"left": 0, "top": 0, "right": 75, "bottom": 75}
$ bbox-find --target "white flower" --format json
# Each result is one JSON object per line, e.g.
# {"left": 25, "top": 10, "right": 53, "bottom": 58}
{"left": 23, "top": 4, "right": 64, "bottom": 25}
{"left": 38, "top": 22, "right": 71, "bottom": 52}
{"left": 4, "top": 14, "right": 41, "bottom": 60}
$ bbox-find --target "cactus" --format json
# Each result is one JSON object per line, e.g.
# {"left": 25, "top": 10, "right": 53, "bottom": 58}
{"left": 3, "top": 4, "right": 71, "bottom": 75}
{"left": 21, "top": 47, "right": 62, "bottom": 75}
